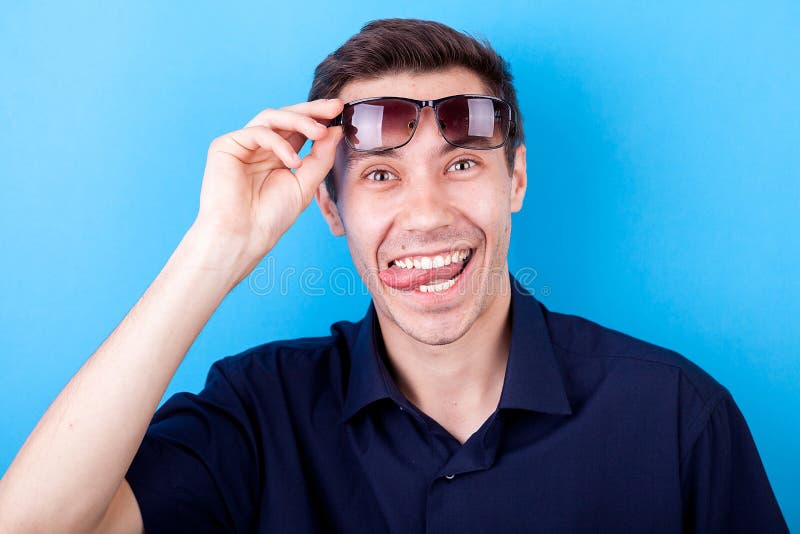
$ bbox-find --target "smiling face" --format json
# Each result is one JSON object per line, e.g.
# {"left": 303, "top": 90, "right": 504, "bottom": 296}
{"left": 315, "top": 66, "right": 527, "bottom": 346}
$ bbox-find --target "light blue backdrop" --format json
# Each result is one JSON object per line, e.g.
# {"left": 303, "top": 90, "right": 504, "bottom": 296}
{"left": 1, "top": 1, "right": 797, "bottom": 527}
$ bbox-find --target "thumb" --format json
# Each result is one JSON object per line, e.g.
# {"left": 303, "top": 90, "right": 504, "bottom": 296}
{"left": 293, "top": 126, "right": 344, "bottom": 206}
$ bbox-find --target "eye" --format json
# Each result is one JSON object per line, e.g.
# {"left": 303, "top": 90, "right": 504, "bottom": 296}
{"left": 365, "top": 168, "right": 397, "bottom": 182}
{"left": 448, "top": 159, "right": 477, "bottom": 172}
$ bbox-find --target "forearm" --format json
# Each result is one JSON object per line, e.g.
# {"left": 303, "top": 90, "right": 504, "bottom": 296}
{"left": 0, "top": 224, "right": 250, "bottom": 533}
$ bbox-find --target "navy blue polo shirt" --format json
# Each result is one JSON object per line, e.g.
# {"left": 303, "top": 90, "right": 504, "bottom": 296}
{"left": 125, "top": 273, "right": 788, "bottom": 533}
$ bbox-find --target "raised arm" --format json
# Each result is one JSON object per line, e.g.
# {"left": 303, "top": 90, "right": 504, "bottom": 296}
{"left": 0, "top": 99, "right": 344, "bottom": 533}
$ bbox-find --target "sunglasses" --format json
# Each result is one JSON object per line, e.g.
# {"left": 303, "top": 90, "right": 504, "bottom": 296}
{"left": 328, "top": 94, "right": 517, "bottom": 152}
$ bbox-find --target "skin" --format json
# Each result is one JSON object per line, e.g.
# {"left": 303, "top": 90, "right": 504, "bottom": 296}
{"left": 0, "top": 68, "right": 524, "bottom": 531}
{"left": 0, "top": 97, "right": 346, "bottom": 532}
{"left": 315, "top": 66, "right": 528, "bottom": 443}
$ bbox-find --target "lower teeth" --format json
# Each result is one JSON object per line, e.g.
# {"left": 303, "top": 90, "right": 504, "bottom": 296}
{"left": 418, "top": 254, "right": 470, "bottom": 293}
{"left": 419, "top": 277, "right": 456, "bottom": 293}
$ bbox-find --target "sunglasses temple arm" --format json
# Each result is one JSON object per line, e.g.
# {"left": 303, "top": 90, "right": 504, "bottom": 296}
{"left": 328, "top": 114, "right": 343, "bottom": 127}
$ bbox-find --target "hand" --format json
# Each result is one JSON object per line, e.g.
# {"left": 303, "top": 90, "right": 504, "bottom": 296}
{"left": 192, "top": 98, "right": 344, "bottom": 269}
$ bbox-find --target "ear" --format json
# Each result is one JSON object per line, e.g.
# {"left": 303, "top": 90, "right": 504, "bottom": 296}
{"left": 315, "top": 179, "right": 346, "bottom": 236}
{"left": 509, "top": 143, "right": 527, "bottom": 213}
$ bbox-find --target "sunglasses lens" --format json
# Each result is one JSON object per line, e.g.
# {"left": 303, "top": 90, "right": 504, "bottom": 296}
{"left": 437, "top": 96, "right": 511, "bottom": 148}
{"left": 341, "top": 96, "right": 513, "bottom": 151}
{"left": 344, "top": 99, "right": 419, "bottom": 151}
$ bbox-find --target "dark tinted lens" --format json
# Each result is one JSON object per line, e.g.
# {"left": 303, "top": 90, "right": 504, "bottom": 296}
{"left": 437, "top": 96, "right": 511, "bottom": 148}
{"left": 344, "top": 99, "right": 419, "bottom": 151}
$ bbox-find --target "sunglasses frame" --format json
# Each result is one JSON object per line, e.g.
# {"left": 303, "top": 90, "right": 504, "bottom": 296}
{"left": 328, "top": 93, "right": 517, "bottom": 153}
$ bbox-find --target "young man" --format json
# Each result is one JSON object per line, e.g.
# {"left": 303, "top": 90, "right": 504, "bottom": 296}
{"left": 0, "top": 18, "right": 788, "bottom": 533}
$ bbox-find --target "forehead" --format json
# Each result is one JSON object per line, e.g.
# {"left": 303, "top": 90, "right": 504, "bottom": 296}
{"left": 336, "top": 66, "right": 491, "bottom": 103}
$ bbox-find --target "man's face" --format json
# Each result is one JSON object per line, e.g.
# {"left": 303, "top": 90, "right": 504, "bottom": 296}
{"left": 316, "top": 66, "right": 527, "bottom": 346}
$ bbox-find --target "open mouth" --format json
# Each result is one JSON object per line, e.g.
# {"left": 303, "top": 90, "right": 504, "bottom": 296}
{"left": 416, "top": 249, "right": 472, "bottom": 293}
{"left": 379, "top": 248, "right": 474, "bottom": 294}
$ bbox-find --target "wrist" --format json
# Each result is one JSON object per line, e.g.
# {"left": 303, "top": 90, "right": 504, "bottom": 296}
{"left": 171, "top": 222, "right": 255, "bottom": 291}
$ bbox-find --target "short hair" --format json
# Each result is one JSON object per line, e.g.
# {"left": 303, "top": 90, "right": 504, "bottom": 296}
{"left": 308, "top": 18, "right": 525, "bottom": 203}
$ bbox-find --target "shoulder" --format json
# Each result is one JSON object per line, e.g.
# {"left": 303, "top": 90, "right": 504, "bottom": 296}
{"left": 200, "top": 318, "right": 361, "bottom": 397}
{"left": 539, "top": 304, "right": 732, "bottom": 455}
{"left": 543, "top": 305, "right": 728, "bottom": 403}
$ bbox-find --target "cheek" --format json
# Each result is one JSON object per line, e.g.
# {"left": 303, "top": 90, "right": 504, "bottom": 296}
{"left": 453, "top": 179, "right": 510, "bottom": 230}
{"left": 339, "top": 198, "right": 393, "bottom": 268}
{"left": 340, "top": 187, "right": 394, "bottom": 231}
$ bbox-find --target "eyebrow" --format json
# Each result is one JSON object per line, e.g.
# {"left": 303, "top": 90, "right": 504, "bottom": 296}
{"left": 344, "top": 142, "right": 462, "bottom": 173}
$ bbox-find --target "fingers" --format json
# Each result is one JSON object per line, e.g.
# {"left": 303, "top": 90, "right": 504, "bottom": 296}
{"left": 211, "top": 126, "right": 301, "bottom": 169}
{"left": 244, "top": 99, "right": 344, "bottom": 130}
{"left": 279, "top": 98, "right": 344, "bottom": 121}
{"left": 245, "top": 99, "right": 344, "bottom": 152}
{"left": 293, "top": 126, "right": 344, "bottom": 206}
{"left": 243, "top": 109, "right": 326, "bottom": 141}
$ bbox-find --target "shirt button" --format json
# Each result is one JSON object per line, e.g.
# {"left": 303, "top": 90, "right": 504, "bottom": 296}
{"left": 445, "top": 474, "right": 455, "bottom": 480}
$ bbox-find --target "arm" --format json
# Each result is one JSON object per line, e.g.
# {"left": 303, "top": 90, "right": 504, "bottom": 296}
{"left": 0, "top": 99, "right": 344, "bottom": 533}
{"left": 91, "top": 479, "right": 142, "bottom": 534}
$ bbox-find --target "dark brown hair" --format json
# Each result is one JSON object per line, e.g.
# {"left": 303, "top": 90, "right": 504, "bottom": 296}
{"left": 308, "top": 18, "right": 525, "bottom": 203}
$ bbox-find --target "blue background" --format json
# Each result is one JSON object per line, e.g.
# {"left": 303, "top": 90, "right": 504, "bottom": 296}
{"left": 1, "top": 1, "right": 797, "bottom": 527}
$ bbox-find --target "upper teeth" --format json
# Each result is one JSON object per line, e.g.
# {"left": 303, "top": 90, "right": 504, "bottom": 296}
{"left": 393, "top": 249, "right": 470, "bottom": 269}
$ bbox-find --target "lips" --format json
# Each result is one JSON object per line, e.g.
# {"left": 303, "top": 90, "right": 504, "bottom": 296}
{"left": 379, "top": 252, "right": 471, "bottom": 291}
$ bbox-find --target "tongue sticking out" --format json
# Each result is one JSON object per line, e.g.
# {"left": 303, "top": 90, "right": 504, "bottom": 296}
{"left": 379, "top": 260, "right": 467, "bottom": 291}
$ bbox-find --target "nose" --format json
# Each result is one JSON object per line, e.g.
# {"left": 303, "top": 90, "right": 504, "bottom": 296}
{"left": 395, "top": 107, "right": 455, "bottom": 233}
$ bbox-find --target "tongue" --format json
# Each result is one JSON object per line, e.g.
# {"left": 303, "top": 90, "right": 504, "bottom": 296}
{"left": 379, "top": 262, "right": 465, "bottom": 291}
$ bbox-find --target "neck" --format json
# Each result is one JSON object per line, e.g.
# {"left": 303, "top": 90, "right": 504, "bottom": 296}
{"left": 376, "top": 274, "right": 513, "bottom": 433}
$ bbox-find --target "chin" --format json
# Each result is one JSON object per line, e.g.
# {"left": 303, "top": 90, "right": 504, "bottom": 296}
{"left": 402, "top": 323, "right": 468, "bottom": 346}
{"left": 395, "top": 302, "right": 479, "bottom": 346}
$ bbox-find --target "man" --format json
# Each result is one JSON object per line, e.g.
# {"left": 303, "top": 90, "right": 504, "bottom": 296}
{"left": 0, "top": 18, "right": 788, "bottom": 533}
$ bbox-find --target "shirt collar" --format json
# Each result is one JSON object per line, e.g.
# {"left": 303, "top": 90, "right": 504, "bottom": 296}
{"left": 340, "top": 272, "right": 573, "bottom": 424}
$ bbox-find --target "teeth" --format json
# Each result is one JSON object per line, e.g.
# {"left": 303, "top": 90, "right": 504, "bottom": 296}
{"left": 393, "top": 249, "right": 471, "bottom": 270}
{"left": 419, "top": 278, "right": 456, "bottom": 293}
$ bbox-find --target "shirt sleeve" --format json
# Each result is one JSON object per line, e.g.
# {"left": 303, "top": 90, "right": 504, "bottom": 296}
{"left": 125, "top": 358, "right": 261, "bottom": 533}
{"left": 679, "top": 390, "right": 789, "bottom": 533}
